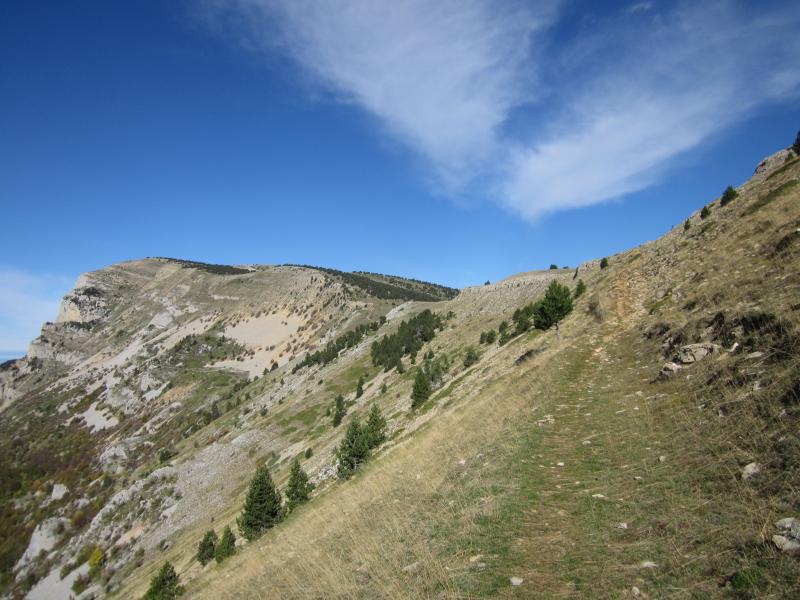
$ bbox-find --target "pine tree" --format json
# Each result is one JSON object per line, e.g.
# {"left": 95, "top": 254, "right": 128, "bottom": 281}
{"left": 600, "top": 257, "right": 609, "bottom": 269}
{"left": 700, "top": 205, "right": 711, "bottom": 219}
{"left": 196, "top": 530, "right": 217, "bottom": 566}
{"left": 485, "top": 330, "right": 497, "bottom": 344}
{"left": 336, "top": 416, "right": 370, "bottom": 479}
{"left": 410, "top": 370, "right": 432, "bottom": 410}
{"left": 684, "top": 219, "right": 691, "bottom": 231}
{"left": 793, "top": 130, "right": 800, "bottom": 155}
{"left": 574, "top": 279, "right": 587, "bottom": 299}
{"left": 463, "top": 346, "right": 480, "bottom": 367}
{"left": 285, "top": 459, "right": 314, "bottom": 512}
{"left": 237, "top": 467, "right": 282, "bottom": 540}
{"left": 214, "top": 526, "right": 236, "bottom": 563}
{"left": 332, "top": 394, "right": 346, "bottom": 427}
{"left": 720, "top": 186, "right": 738, "bottom": 206}
{"left": 364, "top": 404, "right": 386, "bottom": 449}
{"left": 536, "top": 280, "right": 574, "bottom": 330}
{"left": 143, "top": 562, "right": 183, "bottom": 599}
{"left": 355, "top": 376, "right": 364, "bottom": 398}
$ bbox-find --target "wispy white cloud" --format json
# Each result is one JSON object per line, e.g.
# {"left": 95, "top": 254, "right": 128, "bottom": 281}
{"left": 198, "top": 0, "right": 558, "bottom": 188}
{"left": 502, "top": 3, "right": 800, "bottom": 219}
{"left": 0, "top": 269, "right": 72, "bottom": 354}
{"left": 198, "top": 0, "right": 800, "bottom": 220}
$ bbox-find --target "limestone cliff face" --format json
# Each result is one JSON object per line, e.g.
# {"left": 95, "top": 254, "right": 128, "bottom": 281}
{"left": 55, "top": 276, "right": 110, "bottom": 324}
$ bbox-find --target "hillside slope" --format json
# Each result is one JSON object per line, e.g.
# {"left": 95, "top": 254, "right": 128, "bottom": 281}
{"left": 2, "top": 147, "right": 798, "bottom": 599}
{"left": 143, "top": 148, "right": 799, "bottom": 599}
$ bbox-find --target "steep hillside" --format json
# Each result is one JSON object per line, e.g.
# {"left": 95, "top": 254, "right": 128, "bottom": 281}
{"left": 2, "top": 147, "right": 798, "bottom": 599}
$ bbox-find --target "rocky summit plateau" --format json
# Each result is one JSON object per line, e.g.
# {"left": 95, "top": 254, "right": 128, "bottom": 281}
{"left": 2, "top": 147, "right": 800, "bottom": 599}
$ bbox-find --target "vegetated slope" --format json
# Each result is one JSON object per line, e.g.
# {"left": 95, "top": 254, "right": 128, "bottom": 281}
{"left": 0, "top": 251, "right": 567, "bottom": 598}
{"left": 291, "top": 265, "right": 460, "bottom": 302}
{"left": 4, "top": 146, "right": 799, "bottom": 599}
{"left": 136, "top": 148, "right": 796, "bottom": 599}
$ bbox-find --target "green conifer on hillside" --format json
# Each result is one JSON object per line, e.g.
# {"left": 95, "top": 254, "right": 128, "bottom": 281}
{"left": 214, "top": 526, "right": 236, "bottom": 563}
{"left": 411, "top": 369, "right": 432, "bottom": 410}
{"left": 336, "top": 416, "right": 370, "bottom": 479}
{"left": 285, "top": 459, "right": 314, "bottom": 512}
{"left": 237, "top": 467, "right": 282, "bottom": 540}
{"left": 364, "top": 403, "right": 387, "bottom": 449}
{"left": 332, "top": 394, "right": 346, "bottom": 427}
{"left": 143, "top": 562, "right": 183, "bottom": 599}
{"left": 196, "top": 530, "right": 217, "bottom": 566}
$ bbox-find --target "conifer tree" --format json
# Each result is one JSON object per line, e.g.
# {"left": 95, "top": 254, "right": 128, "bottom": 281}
{"left": 463, "top": 346, "right": 480, "bottom": 367}
{"left": 336, "top": 416, "right": 370, "bottom": 479}
{"left": 285, "top": 459, "right": 314, "bottom": 512}
{"left": 793, "top": 130, "right": 800, "bottom": 155}
{"left": 700, "top": 205, "right": 710, "bottom": 219}
{"left": 214, "top": 526, "right": 236, "bottom": 563}
{"left": 533, "top": 280, "right": 574, "bottom": 329}
{"left": 411, "top": 369, "right": 432, "bottom": 410}
{"left": 600, "top": 257, "right": 609, "bottom": 269}
{"left": 237, "top": 467, "right": 282, "bottom": 540}
{"left": 196, "top": 530, "right": 217, "bottom": 566}
{"left": 355, "top": 376, "right": 364, "bottom": 398}
{"left": 332, "top": 394, "right": 346, "bottom": 427}
{"left": 720, "top": 185, "right": 738, "bottom": 206}
{"left": 143, "top": 561, "right": 184, "bottom": 599}
{"left": 574, "top": 279, "right": 587, "bottom": 299}
{"left": 364, "top": 403, "right": 387, "bottom": 449}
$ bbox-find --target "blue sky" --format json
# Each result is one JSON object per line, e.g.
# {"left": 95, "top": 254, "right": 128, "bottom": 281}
{"left": 1, "top": 0, "right": 799, "bottom": 358}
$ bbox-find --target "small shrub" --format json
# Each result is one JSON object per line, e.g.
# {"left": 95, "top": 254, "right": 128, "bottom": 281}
{"left": 158, "top": 448, "right": 175, "bottom": 464}
{"left": 410, "top": 370, "right": 432, "bottom": 410}
{"left": 196, "top": 530, "right": 217, "bottom": 566}
{"left": 549, "top": 264, "right": 558, "bottom": 270}
{"left": 720, "top": 186, "right": 738, "bottom": 206}
{"left": 700, "top": 205, "right": 711, "bottom": 219}
{"left": 463, "top": 347, "right": 480, "bottom": 368}
{"left": 600, "top": 257, "right": 609, "bottom": 269}
{"left": 355, "top": 377, "right": 364, "bottom": 398}
{"left": 304, "top": 447, "right": 313, "bottom": 459}
{"left": 336, "top": 417, "right": 370, "bottom": 479}
{"left": 793, "top": 129, "right": 800, "bottom": 155}
{"left": 214, "top": 526, "right": 236, "bottom": 564}
{"left": 684, "top": 219, "right": 691, "bottom": 231}
{"left": 588, "top": 294, "right": 606, "bottom": 322}
{"left": 143, "top": 561, "right": 184, "bottom": 599}
{"left": 332, "top": 395, "right": 346, "bottom": 427}
{"left": 485, "top": 329, "right": 496, "bottom": 344}
{"left": 574, "top": 279, "right": 587, "bottom": 299}
{"left": 285, "top": 459, "right": 314, "bottom": 513}
{"left": 88, "top": 546, "right": 104, "bottom": 578}
{"left": 364, "top": 404, "right": 386, "bottom": 449}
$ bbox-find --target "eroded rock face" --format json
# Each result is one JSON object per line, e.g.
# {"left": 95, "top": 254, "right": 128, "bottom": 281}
{"left": 752, "top": 148, "right": 794, "bottom": 182}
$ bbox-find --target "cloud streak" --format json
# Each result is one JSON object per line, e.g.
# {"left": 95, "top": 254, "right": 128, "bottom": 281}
{"left": 0, "top": 269, "right": 72, "bottom": 355}
{"left": 503, "top": 3, "right": 800, "bottom": 219}
{"left": 200, "top": 0, "right": 800, "bottom": 220}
